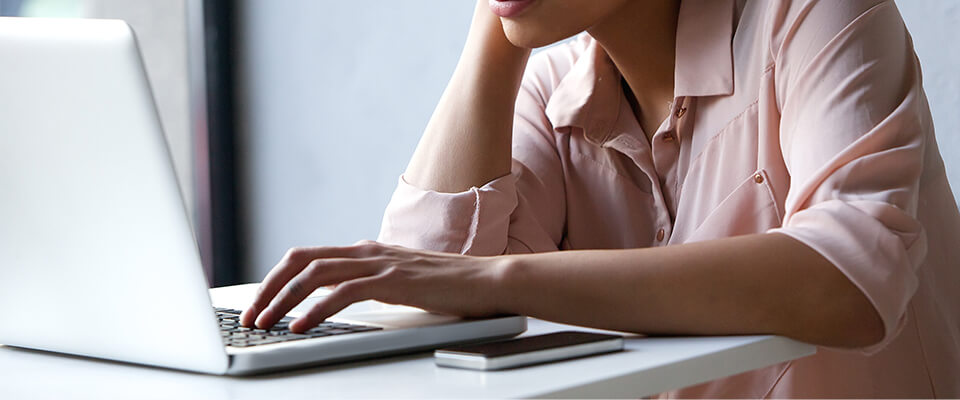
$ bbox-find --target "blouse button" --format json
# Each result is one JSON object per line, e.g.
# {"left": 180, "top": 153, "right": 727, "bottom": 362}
{"left": 675, "top": 107, "right": 687, "bottom": 119}
{"left": 662, "top": 132, "right": 675, "bottom": 142}
{"left": 754, "top": 173, "right": 764, "bottom": 184}
{"left": 656, "top": 228, "right": 665, "bottom": 241}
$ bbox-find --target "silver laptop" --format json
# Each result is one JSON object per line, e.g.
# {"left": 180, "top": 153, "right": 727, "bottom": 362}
{"left": 0, "top": 17, "right": 525, "bottom": 375}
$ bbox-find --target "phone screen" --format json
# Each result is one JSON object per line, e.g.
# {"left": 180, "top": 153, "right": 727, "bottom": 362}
{"left": 439, "top": 331, "right": 621, "bottom": 358}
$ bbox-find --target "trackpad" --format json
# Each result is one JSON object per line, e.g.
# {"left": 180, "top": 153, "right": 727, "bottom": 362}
{"left": 335, "top": 309, "right": 462, "bottom": 329}
{"left": 291, "top": 296, "right": 461, "bottom": 328}
{"left": 288, "top": 295, "right": 388, "bottom": 316}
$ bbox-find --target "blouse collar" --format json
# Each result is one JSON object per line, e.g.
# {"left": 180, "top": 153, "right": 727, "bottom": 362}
{"left": 545, "top": 0, "right": 737, "bottom": 142}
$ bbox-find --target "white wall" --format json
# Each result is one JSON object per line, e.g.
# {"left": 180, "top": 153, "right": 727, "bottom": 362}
{"left": 897, "top": 1, "right": 960, "bottom": 199}
{"left": 237, "top": 1, "right": 475, "bottom": 279}
{"left": 238, "top": 1, "right": 960, "bottom": 281}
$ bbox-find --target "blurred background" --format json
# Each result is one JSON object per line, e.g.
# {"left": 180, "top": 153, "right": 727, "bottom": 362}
{"left": 1, "top": 0, "right": 956, "bottom": 286}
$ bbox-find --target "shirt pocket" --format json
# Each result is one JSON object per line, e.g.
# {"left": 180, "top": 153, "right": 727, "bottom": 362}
{"left": 681, "top": 169, "right": 783, "bottom": 244}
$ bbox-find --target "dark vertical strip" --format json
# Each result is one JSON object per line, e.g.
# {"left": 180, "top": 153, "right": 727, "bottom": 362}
{"left": 0, "top": 0, "right": 25, "bottom": 16}
{"left": 202, "top": 0, "right": 242, "bottom": 286}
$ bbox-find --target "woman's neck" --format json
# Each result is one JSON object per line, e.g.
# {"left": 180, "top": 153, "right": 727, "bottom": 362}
{"left": 587, "top": 0, "right": 681, "bottom": 138}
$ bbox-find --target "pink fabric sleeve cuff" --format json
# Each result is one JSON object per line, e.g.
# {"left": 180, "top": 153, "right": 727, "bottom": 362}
{"left": 769, "top": 199, "right": 925, "bottom": 355}
{"left": 377, "top": 174, "right": 518, "bottom": 256}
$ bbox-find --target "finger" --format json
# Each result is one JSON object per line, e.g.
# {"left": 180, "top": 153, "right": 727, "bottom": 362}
{"left": 255, "top": 258, "right": 383, "bottom": 329}
{"left": 288, "top": 274, "right": 387, "bottom": 333}
{"left": 240, "top": 247, "right": 313, "bottom": 327}
{"left": 241, "top": 243, "right": 378, "bottom": 326}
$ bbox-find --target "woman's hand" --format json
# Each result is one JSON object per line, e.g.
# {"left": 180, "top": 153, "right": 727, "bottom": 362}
{"left": 239, "top": 241, "right": 509, "bottom": 332}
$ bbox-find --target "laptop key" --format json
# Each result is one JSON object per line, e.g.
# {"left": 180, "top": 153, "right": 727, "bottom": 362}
{"left": 249, "top": 337, "right": 286, "bottom": 345}
{"left": 279, "top": 334, "right": 309, "bottom": 342}
{"left": 247, "top": 337, "right": 278, "bottom": 344}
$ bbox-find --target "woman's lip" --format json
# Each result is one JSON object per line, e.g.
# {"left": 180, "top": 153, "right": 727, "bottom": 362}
{"left": 488, "top": 0, "right": 535, "bottom": 18}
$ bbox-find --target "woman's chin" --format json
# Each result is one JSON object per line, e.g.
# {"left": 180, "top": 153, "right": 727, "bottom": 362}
{"left": 501, "top": 22, "right": 577, "bottom": 49}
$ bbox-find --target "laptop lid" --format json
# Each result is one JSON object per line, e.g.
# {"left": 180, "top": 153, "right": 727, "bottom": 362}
{"left": 0, "top": 17, "right": 227, "bottom": 374}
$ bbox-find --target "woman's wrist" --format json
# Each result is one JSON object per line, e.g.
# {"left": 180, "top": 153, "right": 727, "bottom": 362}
{"left": 485, "top": 254, "right": 528, "bottom": 316}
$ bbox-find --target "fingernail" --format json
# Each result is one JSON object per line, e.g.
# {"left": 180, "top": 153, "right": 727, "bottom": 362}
{"left": 289, "top": 318, "right": 307, "bottom": 333}
{"left": 255, "top": 310, "right": 272, "bottom": 328}
{"left": 240, "top": 308, "right": 256, "bottom": 326}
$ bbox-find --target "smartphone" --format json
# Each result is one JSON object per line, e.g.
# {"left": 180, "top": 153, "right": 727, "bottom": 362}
{"left": 434, "top": 331, "right": 624, "bottom": 370}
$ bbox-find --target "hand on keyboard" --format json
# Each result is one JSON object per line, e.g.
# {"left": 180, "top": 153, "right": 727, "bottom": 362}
{"left": 239, "top": 241, "right": 504, "bottom": 333}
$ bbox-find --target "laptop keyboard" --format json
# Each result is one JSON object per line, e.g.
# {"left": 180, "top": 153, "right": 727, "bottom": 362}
{"left": 215, "top": 307, "right": 382, "bottom": 348}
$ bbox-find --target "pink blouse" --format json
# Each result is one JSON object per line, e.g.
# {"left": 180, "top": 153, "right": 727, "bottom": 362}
{"left": 378, "top": 0, "right": 960, "bottom": 397}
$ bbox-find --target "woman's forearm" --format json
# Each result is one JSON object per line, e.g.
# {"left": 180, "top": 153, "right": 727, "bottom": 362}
{"left": 403, "top": 0, "right": 531, "bottom": 193}
{"left": 495, "top": 232, "right": 885, "bottom": 348}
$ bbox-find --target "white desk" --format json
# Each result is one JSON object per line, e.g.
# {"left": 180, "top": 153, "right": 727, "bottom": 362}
{"left": 0, "top": 287, "right": 816, "bottom": 399}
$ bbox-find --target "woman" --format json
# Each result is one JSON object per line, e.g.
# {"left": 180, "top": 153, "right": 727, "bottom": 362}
{"left": 241, "top": 0, "right": 960, "bottom": 397}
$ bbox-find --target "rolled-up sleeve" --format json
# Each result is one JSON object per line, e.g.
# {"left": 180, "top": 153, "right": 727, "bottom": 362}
{"left": 377, "top": 172, "right": 517, "bottom": 255}
{"left": 768, "top": 0, "right": 928, "bottom": 354}
{"left": 378, "top": 51, "right": 568, "bottom": 256}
